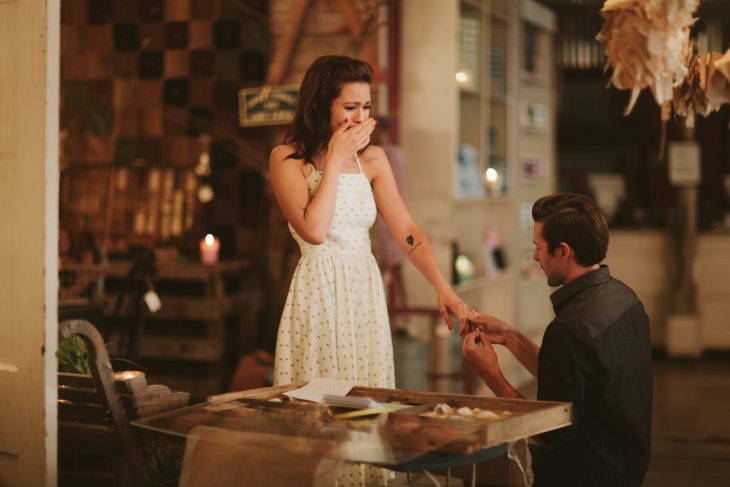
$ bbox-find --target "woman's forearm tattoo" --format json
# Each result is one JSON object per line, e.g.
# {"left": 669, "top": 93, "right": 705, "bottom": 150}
{"left": 406, "top": 234, "right": 422, "bottom": 256}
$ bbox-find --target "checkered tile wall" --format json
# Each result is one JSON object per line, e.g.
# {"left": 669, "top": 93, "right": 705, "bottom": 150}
{"left": 61, "top": 0, "right": 269, "bottom": 168}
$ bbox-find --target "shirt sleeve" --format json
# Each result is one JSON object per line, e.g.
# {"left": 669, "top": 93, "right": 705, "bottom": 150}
{"left": 536, "top": 320, "right": 594, "bottom": 449}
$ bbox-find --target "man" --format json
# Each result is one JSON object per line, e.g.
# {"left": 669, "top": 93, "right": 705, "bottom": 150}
{"left": 462, "top": 193, "right": 652, "bottom": 487}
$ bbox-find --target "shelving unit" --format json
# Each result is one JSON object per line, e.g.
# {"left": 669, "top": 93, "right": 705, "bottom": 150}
{"left": 102, "top": 259, "right": 256, "bottom": 401}
{"left": 60, "top": 165, "right": 201, "bottom": 254}
{"left": 400, "top": 0, "right": 556, "bottom": 394}
{"left": 515, "top": 1, "right": 558, "bottom": 349}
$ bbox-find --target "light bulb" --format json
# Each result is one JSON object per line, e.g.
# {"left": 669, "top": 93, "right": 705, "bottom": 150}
{"left": 485, "top": 168, "right": 498, "bottom": 182}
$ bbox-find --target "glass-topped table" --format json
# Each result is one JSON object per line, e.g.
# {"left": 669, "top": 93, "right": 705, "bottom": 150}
{"left": 132, "top": 396, "right": 483, "bottom": 466}
{"left": 131, "top": 384, "right": 571, "bottom": 484}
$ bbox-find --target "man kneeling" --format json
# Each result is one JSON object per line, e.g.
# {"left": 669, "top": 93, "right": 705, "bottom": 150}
{"left": 462, "top": 193, "right": 652, "bottom": 487}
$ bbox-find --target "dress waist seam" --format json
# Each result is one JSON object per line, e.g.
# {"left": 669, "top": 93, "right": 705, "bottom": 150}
{"left": 300, "top": 248, "right": 374, "bottom": 257}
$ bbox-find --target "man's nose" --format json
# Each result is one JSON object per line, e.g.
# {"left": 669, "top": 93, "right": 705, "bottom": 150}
{"left": 532, "top": 250, "right": 539, "bottom": 262}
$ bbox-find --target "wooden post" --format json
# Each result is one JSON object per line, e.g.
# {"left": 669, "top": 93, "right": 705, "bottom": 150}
{"left": 335, "top": 0, "right": 385, "bottom": 82}
{"left": 265, "top": 0, "right": 311, "bottom": 85}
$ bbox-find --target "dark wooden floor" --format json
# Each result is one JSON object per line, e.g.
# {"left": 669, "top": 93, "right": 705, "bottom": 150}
{"left": 393, "top": 356, "right": 730, "bottom": 486}
{"left": 644, "top": 356, "right": 730, "bottom": 487}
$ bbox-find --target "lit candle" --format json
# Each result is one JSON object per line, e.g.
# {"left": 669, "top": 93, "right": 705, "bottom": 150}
{"left": 114, "top": 370, "right": 145, "bottom": 381}
{"left": 113, "top": 370, "right": 148, "bottom": 394}
{"left": 199, "top": 233, "right": 220, "bottom": 265}
{"left": 484, "top": 167, "right": 500, "bottom": 195}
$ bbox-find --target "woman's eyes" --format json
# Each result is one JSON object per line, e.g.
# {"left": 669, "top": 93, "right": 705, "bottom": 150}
{"left": 344, "top": 105, "right": 371, "bottom": 111}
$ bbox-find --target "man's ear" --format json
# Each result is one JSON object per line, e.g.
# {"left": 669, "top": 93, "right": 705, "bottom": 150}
{"left": 558, "top": 242, "right": 572, "bottom": 261}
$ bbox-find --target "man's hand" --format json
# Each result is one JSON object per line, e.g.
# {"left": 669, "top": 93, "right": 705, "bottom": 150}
{"left": 468, "top": 312, "right": 511, "bottom": 345}
{"left": 461, "top": 330, "right": 499, "bottom": 375}
{"left": 461, "top": 330, "right": 523, "bottom": 399}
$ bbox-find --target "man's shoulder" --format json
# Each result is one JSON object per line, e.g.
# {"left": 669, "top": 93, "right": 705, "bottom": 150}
{"left": 545, "top": 315, "right": 591, "bottom": 344}
{"left": 556, "top": 277, "right": 647, "bottom": 340}
{"left": 605, "top": 273, "right": 640, "bottom": 296}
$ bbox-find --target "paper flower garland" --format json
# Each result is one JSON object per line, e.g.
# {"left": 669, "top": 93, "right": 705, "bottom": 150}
{"left": 597, "top": 0, "right": 699, "bottom": 116}
{"left": 673, "top": 49, "right": 730, "bottom": 126}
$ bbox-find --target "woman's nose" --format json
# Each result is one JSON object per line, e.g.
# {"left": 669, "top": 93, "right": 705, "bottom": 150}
{"left": 352, "top": 108, "right": 365, "bottom": 123}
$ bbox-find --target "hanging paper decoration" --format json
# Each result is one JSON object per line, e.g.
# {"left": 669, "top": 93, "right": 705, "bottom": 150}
{"left": 673, "top": 48, "right": 730, "bottom": 126}
{"left": 596, "top": 0, "right": 699, "bottom": 116}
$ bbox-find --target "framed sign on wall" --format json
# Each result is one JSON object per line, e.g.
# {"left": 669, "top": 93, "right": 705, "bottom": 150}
{"left": 239, "top": 85, "right": 299, "bottom": 127}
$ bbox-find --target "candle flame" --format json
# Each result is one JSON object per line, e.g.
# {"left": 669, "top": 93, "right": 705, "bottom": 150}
{"left": 114, "top": 371, "right": 143, "bottom": 381}
{"left": 204, "top": 234, "right": 215, "bottom": 246}
{"left": 485, "top": 168, "right": 498, "bottom": 182}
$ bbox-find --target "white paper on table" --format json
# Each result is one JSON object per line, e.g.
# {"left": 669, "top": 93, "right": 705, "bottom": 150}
{"left": 283, "top": 378, "right": 356, "bottom": 403}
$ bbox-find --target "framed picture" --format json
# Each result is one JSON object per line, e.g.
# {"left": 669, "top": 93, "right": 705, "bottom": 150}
{"left": 239, "top": 85, "right": 298, "bottom": 127}
{"left": 519, "top": 102, "right": 549, "bottom": 133}
{"left": 521, "top": 153, "right": 547, "bottom": 180}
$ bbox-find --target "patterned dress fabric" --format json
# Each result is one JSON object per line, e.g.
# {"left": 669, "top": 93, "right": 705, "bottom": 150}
{"left": 274, "top": 162, "right": 395, "bottom": 388}
{"left": 274, "top": 160, "right": 395, "bottom": 486}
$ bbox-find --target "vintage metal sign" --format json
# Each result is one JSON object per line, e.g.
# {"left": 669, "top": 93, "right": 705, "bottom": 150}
{"left": 238, "top": 85, "right": 299, "bottom": 127}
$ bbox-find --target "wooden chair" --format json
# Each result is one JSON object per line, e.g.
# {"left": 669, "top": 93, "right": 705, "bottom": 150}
{"left": 58, "top": 319, "right": 146, "bottom": 487}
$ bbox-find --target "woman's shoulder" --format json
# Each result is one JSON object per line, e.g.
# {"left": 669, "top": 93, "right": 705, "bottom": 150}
{"left": 362, "top": 144, "right": 394, "bottom": 173}
{"left": 269, "top": 144, "right": 306, "bottom": 169}
{"left": 269, "top": 144, "right": 312, "bottom": 180}
{"left": 270, "top": 143, "right": 299, "bottom": 161}
{"left": 360, "top": 144, "right": 388, "bottom": 165}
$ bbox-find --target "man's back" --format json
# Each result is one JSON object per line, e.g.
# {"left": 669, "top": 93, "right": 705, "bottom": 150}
{"left": 535, "top": 266, "right": 652, "bottom": 487}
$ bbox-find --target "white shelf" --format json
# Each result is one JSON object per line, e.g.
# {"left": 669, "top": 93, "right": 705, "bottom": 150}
{"left": 520, "top": 70, "right": 550, "bottom": 87}
{"left": 453, "top": 195, "right": 514, "bottom": 206}
{"left": 489, "top": 11, "right": 511, "bottom": 24}
{"left": 454, "top": 197, "right": 487, "bottom": 206}
{"left": 454, "top": 273, "right": 514, "bottom": 294}
{"left": 461, "top": 0, "right": 483, "bottom": 10}
{"left": 459, "top": 88, "right": 483, "bottom": 98}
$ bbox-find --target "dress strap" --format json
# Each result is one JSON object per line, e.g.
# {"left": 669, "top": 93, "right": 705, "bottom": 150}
{"left": 354, "top": 154, "right": 363, "bottom": 173}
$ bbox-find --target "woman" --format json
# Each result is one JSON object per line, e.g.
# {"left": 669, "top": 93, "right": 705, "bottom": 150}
{"left": 270, "top": 54, "right": 475, "bottom": 389}
{"left": 270, "top": 54, "right": 475, "bottom": 487}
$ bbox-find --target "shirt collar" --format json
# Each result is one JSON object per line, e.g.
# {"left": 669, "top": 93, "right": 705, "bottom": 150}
{"left": 550, "top": 264, "right": 611, "bottom": 313}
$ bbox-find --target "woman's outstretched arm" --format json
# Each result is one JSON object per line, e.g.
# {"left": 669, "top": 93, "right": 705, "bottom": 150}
{"left": 367, "top": 145, "right": 476, "bottom": 333}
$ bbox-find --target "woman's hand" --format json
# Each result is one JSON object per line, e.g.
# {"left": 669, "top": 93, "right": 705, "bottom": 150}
{"left": 437, "top": 287, "right": 477, "bottom": 335}
{"left": 468, "top": 312, "right": 511, "bottom": 345}
{"left": 326, "top": 117, "right": 376, "bottom": 170}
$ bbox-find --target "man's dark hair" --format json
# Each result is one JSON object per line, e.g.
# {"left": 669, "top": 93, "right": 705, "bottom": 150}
{"left": 285, "top": 55, "right": 373, "bottom": 163}
{"left": 532, "top": 193, "right": 608, "bottom": 266}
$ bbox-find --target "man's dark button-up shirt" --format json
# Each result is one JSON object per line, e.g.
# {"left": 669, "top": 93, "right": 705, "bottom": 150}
{"left": 534, "top": 265, "right": 652, "bottom": 487}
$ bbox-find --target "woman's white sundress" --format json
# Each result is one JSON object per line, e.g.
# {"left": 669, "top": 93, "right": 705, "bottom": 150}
{"left": 274, "top": 158, "right": 395, "bottom": 486}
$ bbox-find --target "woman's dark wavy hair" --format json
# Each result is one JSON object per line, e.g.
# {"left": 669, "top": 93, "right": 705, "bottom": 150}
{"left": 532, "top": 193, "right": 609, "bottom": 267}
{"left": 285, "top": 55, "right": 373, "bottom": 162}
